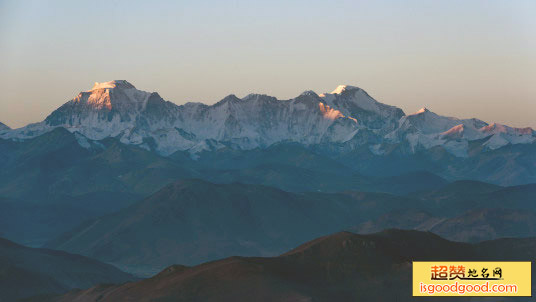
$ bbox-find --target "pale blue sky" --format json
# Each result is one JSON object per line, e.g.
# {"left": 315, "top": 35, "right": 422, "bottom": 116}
{"left": 1, "top": 0, "right": 535, "bottom": 128}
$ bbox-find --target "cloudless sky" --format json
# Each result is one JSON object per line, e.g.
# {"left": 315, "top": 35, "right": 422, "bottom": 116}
{"left": 1, "top": 0, "right": 535, "bottom": 128}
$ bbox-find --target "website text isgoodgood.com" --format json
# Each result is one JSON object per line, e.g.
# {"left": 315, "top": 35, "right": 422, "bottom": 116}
{"left": 419, "top": 281, "right": 517, "bottom": 295}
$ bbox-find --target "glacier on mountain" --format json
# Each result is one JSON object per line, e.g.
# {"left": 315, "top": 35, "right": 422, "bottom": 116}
{"left": 1, "top": 80, "right": 534, "bottom": 157}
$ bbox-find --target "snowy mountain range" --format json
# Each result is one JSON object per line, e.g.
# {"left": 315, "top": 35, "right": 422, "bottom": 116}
{"left": 1, "top": 80, "right": 534, "bottom": 157}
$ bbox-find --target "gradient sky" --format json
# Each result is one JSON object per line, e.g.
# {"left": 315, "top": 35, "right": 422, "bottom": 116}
{"left": 1, "top": 0, "right": 534, "bottom": 128}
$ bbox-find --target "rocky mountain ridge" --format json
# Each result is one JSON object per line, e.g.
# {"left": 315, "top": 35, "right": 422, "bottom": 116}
{"left": 1, "top": 80, "right": 533, "bottom": 157}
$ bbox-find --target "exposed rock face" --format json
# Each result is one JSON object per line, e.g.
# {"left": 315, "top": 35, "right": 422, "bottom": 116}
{"left": 1, "top": 80, "right": 534, "bottom": 158}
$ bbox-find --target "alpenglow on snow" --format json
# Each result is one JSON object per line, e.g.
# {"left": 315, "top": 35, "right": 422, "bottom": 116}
{"left": 1, "top": 80, "right": 534, "bottom": 157}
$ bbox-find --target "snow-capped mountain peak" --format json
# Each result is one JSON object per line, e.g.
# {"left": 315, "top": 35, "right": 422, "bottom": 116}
{"left": 481, "top": 123, "right": 534, "bottom": 136}
{"left": 413, "top": 107, "right": 430, "bottom": 115}
{"left": 1, "top": 81, "right": 155, "bottom": 144}
{"left": 241, "top": 93, "right": 276, "bottom": 103}
{"left": 319, "top": 85, "right": 404, "bottom": 133}
{"left": 90, "top": 80, "right": 136, "bottom": 91}
{"left": 1, "top": 80, "right": 534, "bottom": 158}
{"left": 299, "top": 90, "right": 319, "bottom": 98}
{"left": 397, "top": 107, "right": 486, "bottom": 135}
{"left": 214, "top": 94, "right": 242, "bottom": 105}
{"left": 439, "top": 124, "right": 481, "bottom": 141}
{"left": 479, "top": 123, "right": 536, "bottom": 150}
{"left": 330, "top": 84, "right": 360, "bottom": 95}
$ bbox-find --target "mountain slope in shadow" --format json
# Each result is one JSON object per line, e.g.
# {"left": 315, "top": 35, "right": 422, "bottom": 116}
{"left": 0, "top": 237, "right": 135, "bottom": 302}
{"left": 354, "top": 180, "right": 536, "bottom": 242}
{"left": 353, "top": 208, "right": 536, "bottom": 242}
{"left": 47, "top": 230, "right": 536, "bottom": 302}
{"left": 45, "top": 179, "right": 430, "bottom": 275}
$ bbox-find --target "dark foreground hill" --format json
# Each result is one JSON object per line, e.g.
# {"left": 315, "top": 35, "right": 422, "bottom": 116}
{"left": 0, "top": 237, "right": 135, "bottom": 302}
{"left": 44, "top": 230, "right": 535, "bottom": 302}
